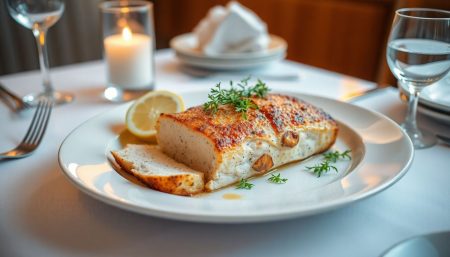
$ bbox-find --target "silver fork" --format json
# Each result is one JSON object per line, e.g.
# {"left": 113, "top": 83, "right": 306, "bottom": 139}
{"left": 0, "top": 97, "right": 53, "bottom": 160}
{"left": 0, "top": 83, "right": 32, "bottom": 112}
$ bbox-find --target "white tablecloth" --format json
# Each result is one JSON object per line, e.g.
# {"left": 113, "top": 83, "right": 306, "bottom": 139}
{"left": 0, "top": 50, "right": 449, "bottom": 257}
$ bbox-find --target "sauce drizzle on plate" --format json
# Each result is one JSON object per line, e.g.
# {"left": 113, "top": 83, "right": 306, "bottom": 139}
{"left": 223, "top": 193, "right": 242, "bottom": 200}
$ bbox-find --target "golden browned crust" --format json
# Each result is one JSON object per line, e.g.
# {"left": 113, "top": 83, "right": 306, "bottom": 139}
{"left": 159, "top": 94, "right": 338, "bottom": 151}
{"left": 111, "top": 151, "right": 203, "bottom": 196}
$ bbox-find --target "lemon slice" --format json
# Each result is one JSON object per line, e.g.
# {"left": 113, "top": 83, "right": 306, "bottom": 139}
{"left": 126, "top": 90, "right": 185, "bottom": 141}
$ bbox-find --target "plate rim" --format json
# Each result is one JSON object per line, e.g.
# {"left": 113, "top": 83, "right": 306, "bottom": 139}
{"left": 170, "top": 33, "right": 287, "bottom": 60}
{"left": 420, "top": 76, "right": 450, "bottom": 112}
{"left": 58, "top": 90, "right": 414, "bottom": 223}
{"left": 418, "top": 104, "right": 450, "bottom": 125}
{"left": 175, "top": 52, "right": 286, "bottom": 70}
{"left": 380, "top": 231, "right": 450, "bottom": 257}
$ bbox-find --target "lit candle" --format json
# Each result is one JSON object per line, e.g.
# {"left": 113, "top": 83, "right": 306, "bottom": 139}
{"left": 104, "top": 27, "right": 153, "bottom": 89}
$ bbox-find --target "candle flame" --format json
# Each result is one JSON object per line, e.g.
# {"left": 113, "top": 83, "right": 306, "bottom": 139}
{"left": 122, "top": 27, "right": 132, "bottom": 41}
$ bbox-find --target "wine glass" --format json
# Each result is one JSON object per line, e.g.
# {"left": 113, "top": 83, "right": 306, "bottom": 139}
{"left": 386, "top": 8, "right": 450, "bottom": 149}
{"left": 7, "top": 0, "right": 74, "bottom": 105}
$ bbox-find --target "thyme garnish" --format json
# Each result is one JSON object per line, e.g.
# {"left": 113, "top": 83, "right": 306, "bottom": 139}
{"left": 268, "top": 173, "right": 288, "bottom": 184}
{"left": 306, "top": 150, "right": 352, "bottom": 177}
{"left": 323, "top": 150, "right": 352, "bottom": 162}
{"left": 306, "top": 161, "right": 338, "bottom": 177}
{"left": 236, "top": 178, "right": 254, "bottom": 190}
{"left": 203, "top": 77, "right": 269, "bottom": 119}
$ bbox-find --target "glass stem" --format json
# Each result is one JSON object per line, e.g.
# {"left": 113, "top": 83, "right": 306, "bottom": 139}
{"left": 404, "top": 85, "right": 422, "bottom": 137}
{"left": 32, "top": 28, "right": 53, "bottom": 95}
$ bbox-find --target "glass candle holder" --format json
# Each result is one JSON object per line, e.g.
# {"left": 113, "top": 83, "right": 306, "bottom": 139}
{"left": 100, "top": 1, "right": 155, "bottom": 102}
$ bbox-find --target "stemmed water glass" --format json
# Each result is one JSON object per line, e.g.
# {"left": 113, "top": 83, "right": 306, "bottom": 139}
{"left": 7, "top": 0, "right": 74, "bottom": 105}
{"left": 386, "top": 8, "right": 450, "bottom": 149}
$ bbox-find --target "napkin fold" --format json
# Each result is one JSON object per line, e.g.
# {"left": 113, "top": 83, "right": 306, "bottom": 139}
{"left": 193, "top": 1, "right": 269, "bottom": 56}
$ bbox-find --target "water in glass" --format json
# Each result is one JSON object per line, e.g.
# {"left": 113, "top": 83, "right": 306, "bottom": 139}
{"left": 386, "top": 8, "right": 450, "bottom": 149}
{"left": 388, "top": 39, "right": 450, "bottom": 87}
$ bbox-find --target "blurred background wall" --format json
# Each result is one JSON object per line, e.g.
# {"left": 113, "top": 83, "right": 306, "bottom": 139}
{"left": 0, "top": 0, "right": 449, "bottom": 85}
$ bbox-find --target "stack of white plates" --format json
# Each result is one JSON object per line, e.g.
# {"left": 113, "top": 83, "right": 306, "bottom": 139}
{"left": 170, "top": 33, "right": 287, "bottom": 70}
{"left": 400, "top": 76, "right": 450, "bottom": 125}
{"left": 418, "top": 77, "right": 450, "bottom": 124}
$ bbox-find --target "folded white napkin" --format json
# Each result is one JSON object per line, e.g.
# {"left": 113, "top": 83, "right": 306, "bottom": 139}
{"left": 193, "top": 1, "right": 269, "bottom": 56}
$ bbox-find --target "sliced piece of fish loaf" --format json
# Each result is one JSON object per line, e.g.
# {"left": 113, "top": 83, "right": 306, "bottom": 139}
{"left": 111, "top": 144, "right": 204, "bottom": 196}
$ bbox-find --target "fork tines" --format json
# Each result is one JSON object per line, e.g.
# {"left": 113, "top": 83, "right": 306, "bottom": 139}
{"left": 21, "top": 97, "right": 53, "bottom": 147}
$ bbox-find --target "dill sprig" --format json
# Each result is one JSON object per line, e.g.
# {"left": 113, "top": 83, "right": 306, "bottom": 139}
{"left": 306, "top": 149, "right": 352, "bottom": 177}
{"left": 268, "top": 173, "right": 288, "bottom": 184}
{"left": 203, "top": 77, "right": 269, "bottom": 119}
{"left": 236, "top": 178, "right": 254, "bottom": 190}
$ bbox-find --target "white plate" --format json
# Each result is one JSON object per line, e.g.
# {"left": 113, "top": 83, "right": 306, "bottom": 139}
{"left": 420, "top": 76, "right": 450, "bottom": 113}
{"left": 399, "top": 76, "right": 450, "bottom": 113}
{"left": 418, "top": 105, "right": 450, "bottom": 125}
{"left": 381, "top": 231, "right": 450, "bottom": 257}
{"left": 58, "top": 90, "right": 413, "bottom": 223}
{"left": 398, "top": 83, "right": 450, "bottom": 125}
{"left": 170, "top": 33, "right": 287, "bottom": 70}
{"left": 174, "top": 53, "right": 286, "bottom": 70}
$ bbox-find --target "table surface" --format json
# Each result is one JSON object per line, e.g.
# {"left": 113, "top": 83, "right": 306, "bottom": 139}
{"left": 0, "top": 50, "right": 449, "bottom": 257}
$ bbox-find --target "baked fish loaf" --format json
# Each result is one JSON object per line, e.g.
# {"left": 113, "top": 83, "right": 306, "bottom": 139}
{"left": 111, "top": 144, "right": 204, "bottom": 195}
{"left": 156, "top": 94, "right": 338, "bottom": 191}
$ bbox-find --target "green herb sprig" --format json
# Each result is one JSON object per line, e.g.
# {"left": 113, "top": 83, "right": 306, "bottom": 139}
{"left": 203, "top": 77, "right": 269, "bottom": 119}
{"left": 268, "top": 173, "right": 288, "bottom": 184}
{"left": 236, "top": 178, "right": 254, "bottom": 190}
{"left": 306, "top": 161, "right": 338, "bottom": 177}
{"left": 323, "top": 150, "right": 351, "bottom": 163}
{"left": 306, "top": 149, "right": 352, "bottom": 177}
